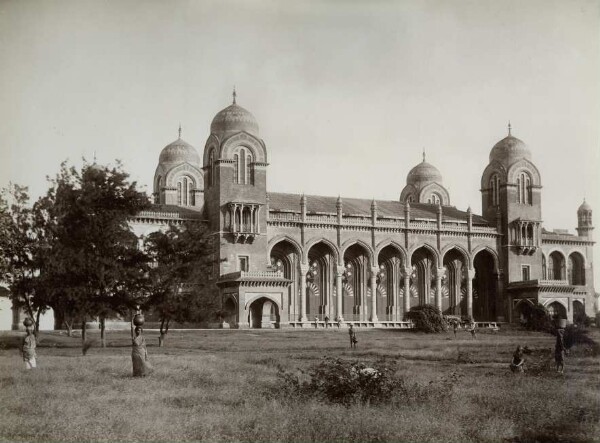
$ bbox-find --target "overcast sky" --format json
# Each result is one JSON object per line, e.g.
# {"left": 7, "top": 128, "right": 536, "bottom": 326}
{"left": 1, "top": 0, "right": 599, "bottom": 281}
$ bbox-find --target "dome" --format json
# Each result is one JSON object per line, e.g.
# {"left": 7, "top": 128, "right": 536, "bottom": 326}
{"left": 578, "top": 199, "right": 592, "bottom": 213}
{"left": 158, "top": 137, "right": 200, "bottom": 165}
{"left": 489, "top": 135, "right": 531, "bottom": 166}
{"left": 210, "top": 103, "right": 259, "bottom": 139}
{"left": 407, "top": 156, "right": 443, "bottom": 187}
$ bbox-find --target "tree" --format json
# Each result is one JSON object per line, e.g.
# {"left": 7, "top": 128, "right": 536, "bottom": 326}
{"left": 144, "top": 220, "right": 215, "bottom": 346}
{"left": 41, "top": 161, "right": 150, "bottom": 352}
{"left": 0, "top": 184, "right": 52, "bottom": 335}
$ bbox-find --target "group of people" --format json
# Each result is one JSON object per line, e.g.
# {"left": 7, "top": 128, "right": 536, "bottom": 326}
{"left": 509, "top": 324, "right": 568, "bottom": 374}
{"left": 20, "top": 316, "right": 571, "bottom": 377}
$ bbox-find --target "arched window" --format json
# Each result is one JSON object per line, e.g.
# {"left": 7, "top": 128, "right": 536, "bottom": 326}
{"left": 567, "top": 253, "right": 585, "bottom": 285}
{"left": 490, "top": 174, "right": 500, "bottom": 206}
{"left": 517, "top": 171, "right": 532, "bottom": 205}
{"left": 208, "top": 150, "right": 214, "bottom": 186}
{"left": 233, "top": 147, "right": 254, "bottom": 185}
{"left": 542, "top": 255, "right": 547, "bottom": 279}
{"left": 233, "top": 154, "right": 239, "bottom": 183}
{"left": 176, "top": 176, "right": 195, "bottom": 207}
{"left": 428, "top": 193, "right": 440, "bottom": 205}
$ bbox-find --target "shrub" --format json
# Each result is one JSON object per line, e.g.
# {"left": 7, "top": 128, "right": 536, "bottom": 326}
{"left": 520, "top": 303, "right": 553, "bottom": 332}
{"left": 276, "top": 358, "right": 404, "bottom": 406}
{"left": 407, "top": 304, "right": 447, "bottom": 333}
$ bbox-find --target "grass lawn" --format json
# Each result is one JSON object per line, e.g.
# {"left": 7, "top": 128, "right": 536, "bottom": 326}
{"left": 0, "top": 326, "right": 599, "bottom": 443}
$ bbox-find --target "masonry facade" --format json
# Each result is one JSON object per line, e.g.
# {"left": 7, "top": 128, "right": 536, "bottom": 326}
{"left": 130, "top": 97, "right": 597, "bottom": 329}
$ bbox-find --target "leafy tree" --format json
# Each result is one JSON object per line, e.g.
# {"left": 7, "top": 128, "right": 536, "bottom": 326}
{"left": 0, "top": 184, "right": 52, "bottom": 334}
{"left": 41, "top": 161, "right": 150, "bottom": 352}
{"left": 144, "top": 220, "right": 215, "bottom": 346}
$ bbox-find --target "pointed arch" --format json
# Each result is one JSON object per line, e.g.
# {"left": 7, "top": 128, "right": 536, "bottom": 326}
{"left": 303, "top": 238, "right": 340, "bottom": 264}
{"left": 375, "top": 239, "right": 407, "bottom": 264}
{"left": 440, "top": 244, "right": 470, "bottom": 266}
{"left": 340, "top": 239, "right": 376, "bottom": 267}
{"left": 470, "top": 245, "right": 500, "bottom": 272}
{"left": 267, "top": 235, "right": 303, "bottom": 260}
{"left": 408, "top": 243, "right": 440, "bottom": 268}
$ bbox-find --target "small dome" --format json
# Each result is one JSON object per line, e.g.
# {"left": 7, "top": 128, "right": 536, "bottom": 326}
{"left": 159, "top": 137, "right": 200, "bottom": 165}
{"left": 407, "top": 158, "right": 443, "bottom": 187}
{"left": 489, "top": 135, "right": 531, "bottom": 166}
{"left": 578, "top": 200, "right": 592, "bottom": 213}
{"left": 210, "top": 103, "right": 259, "bottom": 139}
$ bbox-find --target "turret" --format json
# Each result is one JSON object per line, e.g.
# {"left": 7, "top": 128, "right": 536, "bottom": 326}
{"left": 577, "top": 200, "right": 593, "bottom": 239}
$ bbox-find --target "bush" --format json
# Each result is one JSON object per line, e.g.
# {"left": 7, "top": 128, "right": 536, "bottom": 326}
{"left": 407, "top": 304, "right": 447, "bottom": 333}
{"left": 520, "top": 303, "right": 553, "bottom": 332}
{"left": 276, "top": 358, "right": 403, "bottom": 406}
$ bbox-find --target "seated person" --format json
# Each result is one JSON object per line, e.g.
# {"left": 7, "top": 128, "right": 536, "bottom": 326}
{"left": 510, "top": 346, "right": 525, "bottom": 373}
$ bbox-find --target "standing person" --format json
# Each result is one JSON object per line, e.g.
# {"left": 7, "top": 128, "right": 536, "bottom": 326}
{"left": 336, "top": 316, "right": 342, "bottom": 329}
{"left": 22, "top": 321, "right": 37, "bottom": 370}
{"left": 555, "top": 328, "right": 566, "bottom": 374}
{"left": 453, "top": 321, "right": 458, "bottom": 339}
{"left": 314, "top": 315, "right": 319, "bottom": 328}
{"left": 324, "top": 315, "right": 330, "bottom": 329}
{"left": 469, "top": 320, "right": 477, "bottom": 340}
{"left": 348, "top": 324, "right": 357, "bottom": 349}
{"left": 131, "top": 318, "right": 150, "bottom": 377}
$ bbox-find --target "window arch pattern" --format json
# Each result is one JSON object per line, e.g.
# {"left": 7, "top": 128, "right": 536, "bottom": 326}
{"left": 516, "top": 171, "right": 532, "bottom": 205}
{"left": 233, "top": 147, "right": 254, "bottom": 185}
{"left": 427, "top": 193, "right": 441, "bottom": 205}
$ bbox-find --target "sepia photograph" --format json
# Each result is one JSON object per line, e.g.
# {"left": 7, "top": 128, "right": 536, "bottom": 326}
{"left": 1, "top": 1, "right": 599, "bottom": 442}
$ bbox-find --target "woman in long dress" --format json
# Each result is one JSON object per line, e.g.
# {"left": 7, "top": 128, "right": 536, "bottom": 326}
{"left": 131, "top": 320, "right": 149, "bottom": 377}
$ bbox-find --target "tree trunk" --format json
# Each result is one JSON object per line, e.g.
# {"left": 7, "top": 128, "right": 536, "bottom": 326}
{"left": 81, "top": 319, "right": 87, "bottom": 355}
{"left": 158, "top": 318, "right": 170, "bottom": 347}
{"left": 65, "top": 321, "right": 73, "bottom": 337}
{"left": 34, "top": 309, "right": 41, "bottom": 338}
{"left": 100, "top": 316, "right": 106, "bottom": 348}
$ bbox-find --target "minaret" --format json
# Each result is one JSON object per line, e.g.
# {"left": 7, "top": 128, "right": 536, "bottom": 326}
{"left": 577, "top": 199, "right": 593, "bottom": 239}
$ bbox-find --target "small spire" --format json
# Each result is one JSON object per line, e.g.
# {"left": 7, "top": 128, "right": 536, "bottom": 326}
{"left": 422, "top": 148, "right": 426, "bottom": 163}
{"left": 178, "top": 123, "right": 182, "bottom": 139}
{"left": 467, "top": 205, "right": 472, "bottom": 213}
{"left": 508, "top": 121, "right": 512, "bottom": 136}
{"left": 232, "top": 86, "right": 237, "bottom": 105}
{"left": 93, "top": 151, "right": 97, "bottom": 163}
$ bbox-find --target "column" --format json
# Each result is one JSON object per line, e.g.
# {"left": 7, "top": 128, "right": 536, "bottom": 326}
{"left": 256, "top": 206, "right": 261, "bottom": 234}
{"left": 370, "top": 267, "right": 378, "bottom": 322}
{"left": 466, "top": 268, "right": 475, "bottom": 320}
{"left": 435, "top": 268, "right": 444, "bottom": 312}
{"left": 336, "top": 268, "right": 343, "bottom": 321}
{"left": 250, "top": 205, "right": 254, "bottom": 233}
{"left": 403, "top": 267, "right": 411, "bottom": 319}
{"left": 392, "top": 268, "right": 398, "bottom": 321}
{"left": 299, "top": 267, "right": 308, "bottom": 322}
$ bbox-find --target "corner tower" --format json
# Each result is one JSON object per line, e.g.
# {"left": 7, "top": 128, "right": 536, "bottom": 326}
{"left": 577, "top": 200, "right": 593, "bottom": 240}
{"left": 480, "top": 124, "right": 543, "bottom": 286}
{"left": 202, "top": 91, "right": 269, "bottom": 277}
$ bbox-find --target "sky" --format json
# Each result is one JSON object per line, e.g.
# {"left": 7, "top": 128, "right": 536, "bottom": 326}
{"left": 1, "top": 0, "right": 599, "bottom": 281}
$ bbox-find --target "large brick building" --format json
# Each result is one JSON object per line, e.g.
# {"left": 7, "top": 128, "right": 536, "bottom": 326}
{"left": 131, "top": 94, "right": 596, "bottom": 328}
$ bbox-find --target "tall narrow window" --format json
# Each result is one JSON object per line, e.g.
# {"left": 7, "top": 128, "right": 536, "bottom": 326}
{"left": 177, "top": 182, "right": 182, "bottom": 205}
{"left": 516, "top": 177, "right": 521, "bottom": 203}
{"left": 490, "top": 174, "right": 499, "bottom": 206}
{"left": 238, "top": 256, "right": 249, "bottom": 272}
{"left": 521, "top": 265, "right": 530, "bottom": 281}
{"left": 247, "top": 154, "right": 252, "bottom": 184}
{"left": 234, "top": 154, "right": 239, "bottom": 183}
{"left": 240, "top": 149, "right": 246, "bottom": 184}
{"left": 208, "top": 151, "right": 214, "bottom": 186}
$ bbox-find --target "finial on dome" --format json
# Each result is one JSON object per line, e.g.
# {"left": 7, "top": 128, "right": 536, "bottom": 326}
{"left": 232, "top": 86, "right": 237, "bottom": 105}
{"left": 93, "top": 150, "right": 97, "bottom": 163}
{"left": 178, "top": 123, "right": 182, "bottom": 139}
{"left": 422, "top": 148, "right": 426, "bottom": 163}
{"left": 508, "top": 121, "right": 512, "bottom": 136}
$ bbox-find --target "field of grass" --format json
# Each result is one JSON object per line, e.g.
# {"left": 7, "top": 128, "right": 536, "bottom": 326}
{"left": 0, "top": 326, "right": 599, "bottom": 443}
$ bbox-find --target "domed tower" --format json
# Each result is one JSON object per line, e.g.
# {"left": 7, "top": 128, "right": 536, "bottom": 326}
{"left": 577, "top": 200, "right": 593, "bottom": 239}
{"left": 202, "top": 90, "right": 268, "bottom": 276}
{"left": 400, "top": 152, "right": 450, "bottom": 205}
{"left": 480, "top": 123, "right": 543, "bottom": 284}
{"left": 153, "top": 126, "right": 203, "bottom": 208}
